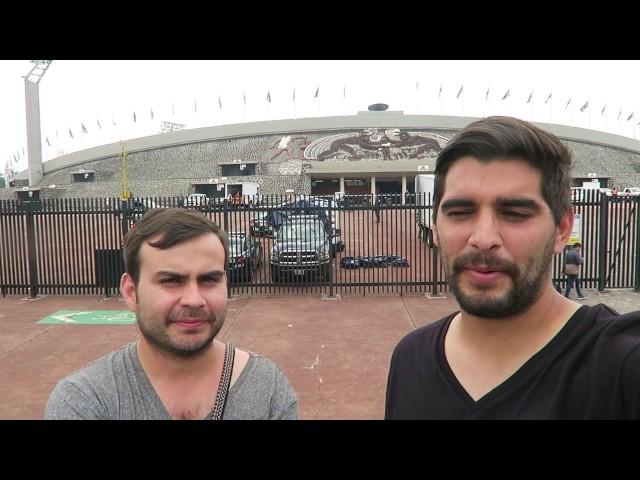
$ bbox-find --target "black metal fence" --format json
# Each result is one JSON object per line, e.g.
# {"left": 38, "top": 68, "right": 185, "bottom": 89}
{"left": 1, "top": 192, "right": 638, "bottom": 298}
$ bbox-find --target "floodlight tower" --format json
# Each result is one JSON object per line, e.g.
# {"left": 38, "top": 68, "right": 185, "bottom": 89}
{"left": 24, "top": 60, "right": 52, "bottom": 187}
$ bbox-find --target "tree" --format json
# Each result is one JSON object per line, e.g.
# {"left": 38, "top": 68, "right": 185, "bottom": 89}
{"left": 0, "top": 174, "right": 5, "bottom": 188}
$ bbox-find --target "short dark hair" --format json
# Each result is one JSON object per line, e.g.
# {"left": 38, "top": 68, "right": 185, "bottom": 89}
{"left": 432, "top": 116, "right": 574, "bottom": 226}
{"left": 122, "top": 208, "right": 229, "bottom": 285}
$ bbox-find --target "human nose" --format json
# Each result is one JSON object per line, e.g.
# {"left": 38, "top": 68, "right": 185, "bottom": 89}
{"left": 180, "top": 281, "right": 206, "bottom": 308}
{"left": 468, "top": 211, "right": 502, "bottom": 251}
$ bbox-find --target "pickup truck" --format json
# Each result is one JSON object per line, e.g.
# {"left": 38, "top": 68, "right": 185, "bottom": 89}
{"left": 270, "top": 215, "right": 331, "bottom": 283}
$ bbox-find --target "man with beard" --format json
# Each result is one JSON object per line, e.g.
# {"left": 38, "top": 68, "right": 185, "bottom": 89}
{"left": 45, "top": 208, "right": 297, "bottom": 420}
{"left": 385, "top": 116, "right": 640, "bottom": 419}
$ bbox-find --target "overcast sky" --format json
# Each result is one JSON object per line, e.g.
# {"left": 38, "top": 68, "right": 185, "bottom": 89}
{"left": 2, "top": 60, "right": 640, "bottom": 175}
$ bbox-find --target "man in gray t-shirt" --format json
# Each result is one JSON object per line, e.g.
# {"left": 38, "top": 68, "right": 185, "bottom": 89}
{"left": 45, "top": 208, "right": 297, "bottom": 420}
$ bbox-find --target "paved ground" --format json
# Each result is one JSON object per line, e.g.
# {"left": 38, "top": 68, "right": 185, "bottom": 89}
{"left": 1, "top": 287, "right": 639, "bottom": 420}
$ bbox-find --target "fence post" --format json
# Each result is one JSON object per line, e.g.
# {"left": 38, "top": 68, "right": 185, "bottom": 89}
{"left": 120, "top": 199, "right": 130, "bottom": 237}
{"left": 635, "top": 197, "right": 640, "bottom": 291}
{"left": 328, "top": 199, "right": 335, "bottom": 298}
{"left": 431, "top": 243, "right": 441, "bottom": 297}
{"left": 597, "top": 193, "right": 609, "bottom": 292}
{"left": 24, "top": 201, "right": 39, "bottom": 298}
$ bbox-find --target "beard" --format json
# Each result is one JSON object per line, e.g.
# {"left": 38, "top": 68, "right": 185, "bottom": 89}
{"left": 136, "top": 304, "right": 225, "bottom": 358}
{"left": 442, "top": 235, "right": 556, "bottom": 319}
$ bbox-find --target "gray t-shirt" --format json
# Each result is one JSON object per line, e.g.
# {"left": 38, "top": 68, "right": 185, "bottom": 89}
{"left": 44, "top": 343, "right": 298, "bottom": 420}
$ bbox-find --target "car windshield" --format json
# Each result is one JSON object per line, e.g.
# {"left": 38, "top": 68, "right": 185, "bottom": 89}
{"left": 279, "top": 223, "right": 325, "bottom": 241}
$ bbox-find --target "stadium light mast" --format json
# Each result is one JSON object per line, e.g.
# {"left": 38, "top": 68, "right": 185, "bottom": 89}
{"left": 24, "top": 60, "right": 53, "bottom": 187}
{"left": 119, "top": 141, "right": 131, "bottom": 200}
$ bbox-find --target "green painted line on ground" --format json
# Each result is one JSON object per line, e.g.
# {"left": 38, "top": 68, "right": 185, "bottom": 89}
{"left": 38, "top": 310, "right": 136, "bottom": 325}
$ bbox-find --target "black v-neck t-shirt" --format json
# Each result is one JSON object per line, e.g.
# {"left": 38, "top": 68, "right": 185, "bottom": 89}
{"left": 385, "top": 304, "right": 640, "bottom": 419}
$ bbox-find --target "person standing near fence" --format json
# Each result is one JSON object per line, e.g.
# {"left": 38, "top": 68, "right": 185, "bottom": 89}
{"left": 564, "top": 242, "right": 585, "bottom": 300}
{"left": 385, "top": 116, "right": 640, "bottom": 419}
{"left": 374, "top": 196, "right": 381, "bottom": 223}
{"left": 45, "top": 208, "right": 297, "bottom": 420}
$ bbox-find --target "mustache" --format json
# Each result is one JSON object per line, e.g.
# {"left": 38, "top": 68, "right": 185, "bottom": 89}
{"left": 452, "top": 252, "right": 519, "bottom": 277}
{"left": 167, "top": 308, "right": 213, "bottom": 323}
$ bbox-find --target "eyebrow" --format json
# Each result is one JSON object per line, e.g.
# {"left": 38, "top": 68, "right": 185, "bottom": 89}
{"left": 154, "top": 270, "right": 225, "bottom": 281}
{"left": 494, "top": 197, "right": 542, "bottom": 211}
{"left": 440, "top": 198, "right": 476, "bottom": 212}
{"left": 440, "top": 197, "right": 543, "bottom": 212}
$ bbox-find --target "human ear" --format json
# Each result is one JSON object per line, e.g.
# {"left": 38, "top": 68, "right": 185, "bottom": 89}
{"left": 553, "top": 209, "right": 574, "bottom": 254}
{"left": 120, "top": 272, "right": 138, "bottom": 310}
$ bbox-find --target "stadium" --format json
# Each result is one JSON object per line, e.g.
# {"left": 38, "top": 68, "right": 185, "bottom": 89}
{"left": 3, "top": 106, "right": 640, "bottom": 201}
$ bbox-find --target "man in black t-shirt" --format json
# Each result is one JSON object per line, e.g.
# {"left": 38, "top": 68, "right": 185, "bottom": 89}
{"left": 385, "top": 117, "right": 640, "bottom": 419}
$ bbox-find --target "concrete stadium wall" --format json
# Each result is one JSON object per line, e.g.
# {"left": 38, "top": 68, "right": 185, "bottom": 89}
{"left": 3, "top": 113, "right": 640, "bottom": 199}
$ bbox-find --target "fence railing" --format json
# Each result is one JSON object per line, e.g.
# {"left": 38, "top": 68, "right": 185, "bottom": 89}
{"left": 1, "top": 192, "right": 638, "bottom": 297}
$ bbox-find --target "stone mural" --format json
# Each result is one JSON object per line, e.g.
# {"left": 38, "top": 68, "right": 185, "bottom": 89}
{"left": 303, "top": 129, "right": 449, "bottom": 162}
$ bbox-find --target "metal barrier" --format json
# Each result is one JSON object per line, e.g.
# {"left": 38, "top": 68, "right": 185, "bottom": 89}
{"left": 1, "top": 192, "right": 638, "bottom": 297}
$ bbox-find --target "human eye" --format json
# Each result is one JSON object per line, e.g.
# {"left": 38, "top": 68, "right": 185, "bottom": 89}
{"left": 502, "top": 210, "right": 531, "bottom": 221}
{"left": 160, "top": 276, "right": 181, "bottom": 285}
{"left": 446, "top": 209, "right": 473, "bottom": 219}
{"left": 200, "top": 273, "right": 224, "bottom": 285}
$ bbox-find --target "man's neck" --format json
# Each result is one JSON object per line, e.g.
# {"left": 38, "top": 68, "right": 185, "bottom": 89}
{"left": 136, "top": 338, "right": 223, "bottom": 383}
{"left": 444, "top": 286, "right": 582, "bottom": 401}
{"left": 452, "top": 287, "right": 581, "bottom": 356}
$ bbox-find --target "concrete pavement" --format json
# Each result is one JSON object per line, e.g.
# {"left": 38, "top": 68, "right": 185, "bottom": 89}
{"left": 1, "top": 287, "right": 639, "bottom": 419}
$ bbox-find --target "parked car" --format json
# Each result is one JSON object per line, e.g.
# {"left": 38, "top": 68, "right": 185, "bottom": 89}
{"left": 267, "top": 196, "right": 344, "bottom": 255}
{"left": 183, "top": 193, "right": 209, "bottom": 208}
{"left": 622, "top": 187, "right": 640, "bottom": 196}
{"left": 249, "top": 208, "right": 274, "bottom": 237}
{"left": 228, "top": 232, "right": 262, "bottom": 283}
{"left": 270, "top": 215, "right": 331, "bottom": 283}
{"left": 116, "top": 197, "right": 165, "bottom": 221}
